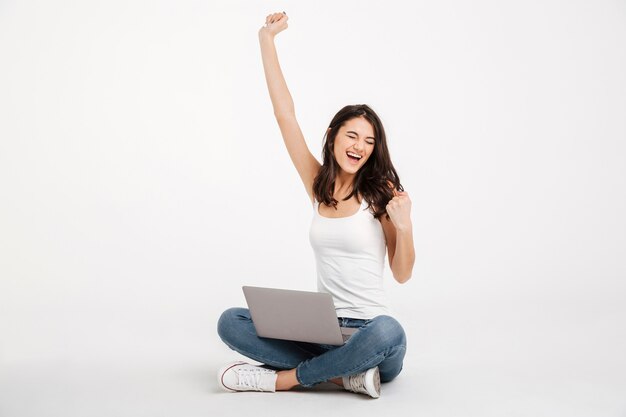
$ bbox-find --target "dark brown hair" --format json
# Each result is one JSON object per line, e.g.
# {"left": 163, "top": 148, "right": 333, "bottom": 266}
{"left": 312, "top": 104, "right": 404, "bottom": 221}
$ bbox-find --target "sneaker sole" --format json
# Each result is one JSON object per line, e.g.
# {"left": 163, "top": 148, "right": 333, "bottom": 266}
{"left": 366, "top": 367, "right": 381, "bottom": 398}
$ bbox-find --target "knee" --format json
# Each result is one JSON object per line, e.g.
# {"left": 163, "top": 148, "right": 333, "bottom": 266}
{"left": 367, "top": 315, "right": 407, "bottom": 347}
{"left": 380, "top": 357, "right": 405, "bottom": 383}
{"left": 378, "top": 342, "right": 406, "bottom": 383}
{"left": 217, "top": 307, "right": 249, "bottom": 341}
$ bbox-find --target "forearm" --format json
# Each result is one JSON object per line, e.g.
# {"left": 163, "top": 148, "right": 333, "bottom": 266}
{"left": 258, "top": 33, "right": 295, "bottom": 116}
{"left": 391, "top": 225, "right": 415, "bottom": 283}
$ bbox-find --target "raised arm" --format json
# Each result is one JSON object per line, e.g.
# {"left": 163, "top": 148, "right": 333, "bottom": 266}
{"left": 258, "top": 12, "right": 294, "bottom": 117}
{"left": 258, "top": 12, "right": 321, "bottom": 203}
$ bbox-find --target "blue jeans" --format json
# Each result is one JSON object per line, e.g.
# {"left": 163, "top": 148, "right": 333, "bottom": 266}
{"left": 217, "top": 307, "right": 407, "bottom": 388}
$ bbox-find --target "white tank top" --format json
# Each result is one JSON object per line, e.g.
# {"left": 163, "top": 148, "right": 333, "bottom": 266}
{"left": 309, "top": 196, "right": 392, "bottom": 319}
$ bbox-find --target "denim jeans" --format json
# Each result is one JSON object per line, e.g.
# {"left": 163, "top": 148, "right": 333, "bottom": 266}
{"left": 217, "top": 307, "right": 407, "bottom": 388}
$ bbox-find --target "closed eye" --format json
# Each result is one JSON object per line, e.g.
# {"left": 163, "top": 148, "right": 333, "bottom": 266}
{"left": 348, "top": 135, "right": 375, "bottom": 145}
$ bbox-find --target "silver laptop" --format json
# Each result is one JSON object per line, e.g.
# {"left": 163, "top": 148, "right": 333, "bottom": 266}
{"left": 242, "top": 286, "right": 358, "bottom": 346}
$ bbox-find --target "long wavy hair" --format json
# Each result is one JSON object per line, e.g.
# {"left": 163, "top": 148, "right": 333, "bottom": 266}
{"left": 312, "top": 104, "right": 404, "bottom": 221}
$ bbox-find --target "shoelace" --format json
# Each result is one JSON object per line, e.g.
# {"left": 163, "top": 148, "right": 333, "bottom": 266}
{"left": 346, "top": 373, "right": 368, "bottom": 394}
{"left": 235, "top": 367, "right": 274, "bottom": 391}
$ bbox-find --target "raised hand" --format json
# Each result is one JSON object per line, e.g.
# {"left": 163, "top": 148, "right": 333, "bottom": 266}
{"left": 258, "top": 11, "right": 288, "bottom": 38}
{"left": 386, "top": 189, "right": 412, "bottom": 232}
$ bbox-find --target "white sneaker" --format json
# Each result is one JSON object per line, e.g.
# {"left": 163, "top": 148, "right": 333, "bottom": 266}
{"left": 218, "top": 361, "right": 278, "bottom": 392}
{"left": 342, "top": 366, "right": 381, "bottom": 398}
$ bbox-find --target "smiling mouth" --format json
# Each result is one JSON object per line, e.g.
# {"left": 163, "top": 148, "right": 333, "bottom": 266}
{"left": 347, "top": 152, "right": 362, "bottom": 162}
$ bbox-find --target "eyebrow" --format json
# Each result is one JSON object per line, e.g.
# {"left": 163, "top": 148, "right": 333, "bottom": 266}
{"left": 346, "top": 130, "right": 375, "bottom": 140}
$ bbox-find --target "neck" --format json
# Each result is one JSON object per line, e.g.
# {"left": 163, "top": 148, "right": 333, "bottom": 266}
{"left": 334, "top": 174, "right": 356, "bottom": 198}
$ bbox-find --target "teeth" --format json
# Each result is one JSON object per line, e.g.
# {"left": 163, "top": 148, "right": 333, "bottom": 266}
{"left": 347, "top": 152, "right": 362, "bottom": 159}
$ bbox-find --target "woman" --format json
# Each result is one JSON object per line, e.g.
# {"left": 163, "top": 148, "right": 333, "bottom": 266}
{"left": 217, "top": 11, "right": 415, "bottom": 398}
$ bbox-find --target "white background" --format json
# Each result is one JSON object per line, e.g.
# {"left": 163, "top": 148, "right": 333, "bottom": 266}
{"left": 1, "top": 0, "right": 625, "bottom": 416}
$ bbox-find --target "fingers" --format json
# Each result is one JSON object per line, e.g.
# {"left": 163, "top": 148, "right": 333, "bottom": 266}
{"left": 266, "top": 11, "right": 287, "bottom": 25}
{"left": 265, "top": 13, "right": 283, "bottom": 24}
{"left": 391, "top": 191, "right": 409, "bottom": 202}
{"left": 393, "top": 188, "right": 408, "bottom": 198}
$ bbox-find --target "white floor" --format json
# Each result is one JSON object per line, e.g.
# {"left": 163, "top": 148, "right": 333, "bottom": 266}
{"left": 1, "top": 357, "right": 624, "bottom": 417}
{"left": 2, "top": 313, "right": 625, "bottom": 417}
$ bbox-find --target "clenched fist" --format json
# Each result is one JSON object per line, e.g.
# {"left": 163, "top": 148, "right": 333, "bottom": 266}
{"left": 386, "top": 189, "right": 412, "bottom": 232}
{"left": 258, "top": 11, "right": 288, "bottom": 39}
